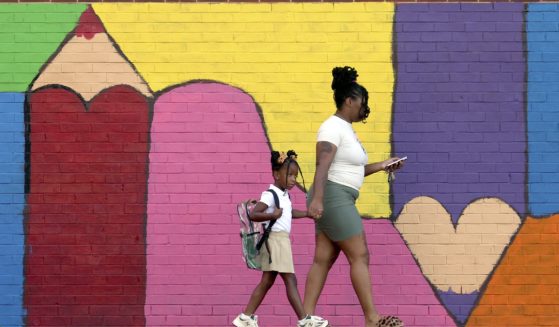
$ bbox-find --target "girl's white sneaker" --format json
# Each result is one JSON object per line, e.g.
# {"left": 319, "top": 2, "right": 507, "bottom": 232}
{"left": 297, "top": 315, "right": 329, "bottom": 327}
{"left": 233, "top": 313, "right": 259, "bottom": 327}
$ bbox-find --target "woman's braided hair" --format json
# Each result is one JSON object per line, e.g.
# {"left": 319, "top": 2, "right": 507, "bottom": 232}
{"left": 331, "top": 66, "right": 371, "bottom": 122}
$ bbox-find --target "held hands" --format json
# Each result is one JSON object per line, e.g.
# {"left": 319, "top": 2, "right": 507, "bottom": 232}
{"left": 308, "top": 198, "right": 324, "bottom": 220}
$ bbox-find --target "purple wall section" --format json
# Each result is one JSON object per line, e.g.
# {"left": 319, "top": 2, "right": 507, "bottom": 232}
{"left": 393, "top": 3, "right": 527, "bottom": 224}
{"left": 393, "top": 4, "right": 527, "bottom": 324}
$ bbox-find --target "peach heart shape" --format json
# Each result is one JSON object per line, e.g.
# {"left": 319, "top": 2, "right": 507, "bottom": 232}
{"left": 395, "top": 196, "right": 521, "bottom": 294}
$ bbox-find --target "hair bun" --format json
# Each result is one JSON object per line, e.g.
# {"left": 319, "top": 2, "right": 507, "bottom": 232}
{"left": 331, "top": 66, "right": 359, "bottom": 91}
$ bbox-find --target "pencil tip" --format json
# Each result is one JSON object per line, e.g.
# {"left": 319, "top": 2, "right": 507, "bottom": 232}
{"left": 75, "top": 6, "right": 105, "bottom": 40}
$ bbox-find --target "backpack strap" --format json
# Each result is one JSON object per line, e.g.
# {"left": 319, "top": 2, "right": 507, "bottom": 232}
{"left": 255, "top": 189, "right": 280, "bottom": 254}
{"left": 265, "top": 189, "right": 280, "bottom": 229}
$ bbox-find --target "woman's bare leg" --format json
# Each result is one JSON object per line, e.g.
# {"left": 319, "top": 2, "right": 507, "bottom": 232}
{"left": 337, "top": 232, "right": 380, "bottom": 327}
{"left": 303, "top": 232, "right": 340, "bottom": 314}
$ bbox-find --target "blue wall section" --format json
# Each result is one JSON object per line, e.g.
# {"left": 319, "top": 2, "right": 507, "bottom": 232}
{"left": 527, "top": 4, "right": 559, "bottom": 217}
{"left": 0, "top": 92, "right": 25, "bottom": 327}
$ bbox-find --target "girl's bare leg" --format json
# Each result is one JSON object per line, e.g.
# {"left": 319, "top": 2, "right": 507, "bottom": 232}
{"left": 244, "top": 271, "right": 278, "bottom": 315}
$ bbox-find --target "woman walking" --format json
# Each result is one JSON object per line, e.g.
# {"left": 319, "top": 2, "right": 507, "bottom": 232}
{"left": 304, "top": 66, "right": 404, "bottom": 327}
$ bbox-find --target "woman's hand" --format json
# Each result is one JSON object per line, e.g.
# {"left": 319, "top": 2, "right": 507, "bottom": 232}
{"left": 308, "top": 198, "right": 324, "bottom": 220}
{"left": 383, "top": 157, "right": 405, "bottom": 172}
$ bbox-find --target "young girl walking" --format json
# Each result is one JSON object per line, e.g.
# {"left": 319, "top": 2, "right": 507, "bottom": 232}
{"left": 233, "top": 150, "right": 329, "bottom": 327}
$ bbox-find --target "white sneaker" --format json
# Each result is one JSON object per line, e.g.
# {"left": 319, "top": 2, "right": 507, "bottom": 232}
{"left": 233, "top": 313, "right": 259, "bottom": 327}
{"left": 297, "top": 315, "right": 329, "bottom": 327}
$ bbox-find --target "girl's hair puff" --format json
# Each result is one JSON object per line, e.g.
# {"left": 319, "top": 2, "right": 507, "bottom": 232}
{"left": 270, "top": 150, "right": 306, "bottom": 190}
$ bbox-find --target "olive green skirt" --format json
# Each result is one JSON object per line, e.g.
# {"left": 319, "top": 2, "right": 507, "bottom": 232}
{"left": 307, "top": 180, "right": 363, "bottom": 242}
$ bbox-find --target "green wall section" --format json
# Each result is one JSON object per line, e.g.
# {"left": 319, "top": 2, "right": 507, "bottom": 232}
{"left": 0, "top": 4, "right": 86, "bottom": 92}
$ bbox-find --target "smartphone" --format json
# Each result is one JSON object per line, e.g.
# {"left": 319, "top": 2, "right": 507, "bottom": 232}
{"left": 386, "top": 156, "right": 407, "bottom": 168}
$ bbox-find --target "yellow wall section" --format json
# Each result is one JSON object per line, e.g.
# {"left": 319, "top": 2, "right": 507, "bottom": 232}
{"left": 94, "top": 3, "right": 395, "bottom": 217}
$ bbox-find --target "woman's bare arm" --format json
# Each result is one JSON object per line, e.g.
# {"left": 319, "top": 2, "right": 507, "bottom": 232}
{"left": 308, "top": 141, "right": 337, "bottom": 218}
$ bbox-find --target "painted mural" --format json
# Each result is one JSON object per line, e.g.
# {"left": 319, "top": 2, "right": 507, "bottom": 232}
{"left": 0, "top": 2, "right": 558, "bottom": 327}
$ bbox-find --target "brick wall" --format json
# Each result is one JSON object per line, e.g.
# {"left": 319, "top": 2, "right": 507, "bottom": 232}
{"left": 0, "top": 3, "right": 558, "bottom": 327}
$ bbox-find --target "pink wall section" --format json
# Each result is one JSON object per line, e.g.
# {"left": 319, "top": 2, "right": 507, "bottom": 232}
{"left": 145, "top": 82, "right": 273, "bottom": 326}
{"left": 144, "top": 82, "right": 454, "bottom": 327}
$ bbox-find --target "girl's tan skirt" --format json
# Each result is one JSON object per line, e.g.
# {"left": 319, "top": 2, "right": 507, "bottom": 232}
{"left": 258, "top": 231, "right": 294, "bottom": 273}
